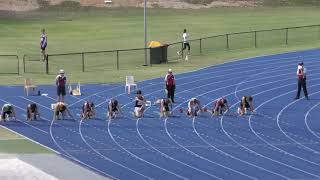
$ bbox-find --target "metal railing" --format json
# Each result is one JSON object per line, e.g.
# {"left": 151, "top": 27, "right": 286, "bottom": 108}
{"left": 0, "top": 55, "right": 19, "bottom": 74}
{"left": 22, "top": 24, "right": 320, "bottom": 74}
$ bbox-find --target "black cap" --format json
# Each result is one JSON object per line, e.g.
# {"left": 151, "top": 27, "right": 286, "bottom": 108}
{"left": 299, "top": 62, "right": 304, "bottom": 66}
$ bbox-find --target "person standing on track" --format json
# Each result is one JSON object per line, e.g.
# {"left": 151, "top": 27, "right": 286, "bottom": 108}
{"left": 177, "top": 29, "right": 190, "bottom": 57}
{"left": 40, "top": 28, "right": 47, "bottom": 61}
{"left": 295, "top": 62, "right": 309, "bottom": 100}
{"left": 164, "top": 69, "right": 176, "bottom": 103}
{"left": 55, "top": 69, "right": 67, "bottom": 102}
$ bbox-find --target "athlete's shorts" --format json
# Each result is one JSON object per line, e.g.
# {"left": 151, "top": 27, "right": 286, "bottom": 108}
{"left": 183, "top": 43, "right": 190, "bottom": 50}
{"left": 57, "top": 86, "right": 66, "bottom": 96}
{"left": 134, "top": 107, "right": 143, "bottom": 117}
{"left": 41, "top": 44, "right": 47, "bottom": 51}
{"left": 1, "top": 111, "right": 12, "bottom": 119}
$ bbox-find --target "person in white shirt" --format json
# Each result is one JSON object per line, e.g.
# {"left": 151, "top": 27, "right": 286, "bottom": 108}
{"left": 177, "top": 29, "right": 190, "bottom": 56}
{"left": 295, "top": 62, "right": 309, "bottom": 100}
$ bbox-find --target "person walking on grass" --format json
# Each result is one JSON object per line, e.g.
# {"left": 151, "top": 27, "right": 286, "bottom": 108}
{"left": 177, "top": 29, "right": 190, "bottom": 60}
{"left": 295, "top": 62, "right": 309, "bottom": 100}
{"left": 40, "top": 28, "right": 48, "bottom": 61}
{"left": 55, "top": 69, "right": 67, "bottom": 102}
{"left": 164, "top": 69, "right": 176, "bottom": 103}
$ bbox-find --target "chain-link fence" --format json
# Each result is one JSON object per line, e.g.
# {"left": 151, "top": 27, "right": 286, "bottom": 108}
{"left": 23, "top": 24, "right": 320, "bottom": 74}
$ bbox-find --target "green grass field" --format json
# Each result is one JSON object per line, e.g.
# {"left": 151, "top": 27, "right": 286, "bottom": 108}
{"left": 0, "top": 5, "right": 320, "bottom": 153}
{"left": 0, "top": 126, "right": 51, "bottom": 153}
{"left": 0, "top": 6, "right": 320, "bottom": 85}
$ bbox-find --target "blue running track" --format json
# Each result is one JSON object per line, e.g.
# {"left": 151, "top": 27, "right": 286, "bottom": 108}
{"left": 1, "top": 48, "right": 320, "bottom": 179}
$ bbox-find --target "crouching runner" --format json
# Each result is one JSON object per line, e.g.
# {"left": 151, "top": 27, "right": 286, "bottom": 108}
{"left": 213, "top": 97, "right": 229, "bottom": 116}
{"left": 155, "top": 98, "right": 172, "bottom": 118}
{"left": 187, "top": 98, "right": 201, "bottom": 117}
{"left": 53, "top": 102, "right": 73, "bottom": 120}
{"left": 134, "top": 90, "right": 145, "bottom": 118}
{"left": 81, "top": 101, "right": 95, "bottom": 120}
{"left": 1, "top": 104, "right": 16, "bottom": 121}
{"left": 107, "top": 99, "right": 121, "bottom": 120}
{"left": 237, "top": 96, "right": 255, "bottom": 116}
{"left": 27, "top": 103, "right": 40, "bottom": 121}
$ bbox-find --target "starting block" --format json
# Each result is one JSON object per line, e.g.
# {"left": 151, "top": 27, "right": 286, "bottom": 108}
{"left": 69, "top": 82, "right": 81, "bottom": 96}
{"left": 51, "top": 104, "right": 56, "bottom": 110}
{"left": 145, "top": 101, "right": 151, "bottom": 107}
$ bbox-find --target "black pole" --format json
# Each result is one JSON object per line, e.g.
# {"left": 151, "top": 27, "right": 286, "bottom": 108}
{"left": 226, "top": 34, "right": 229, "bottom": 49}
{"left": 254, "top": 31, "right": 257, "bottom": 48}
{"left": 17, "top": 55, "right": 19, "bottom": 75}
{"left": 200, "top": 38, "right": 202, "bottom": 55}
{"left": 23, "top": 55, "right": 26, "bottom": 73}
{"left": 46, "top": 55, "right": 49, "bottom": 74}
{"left": 82, "top": 52, "right": 85, "bottom": 72}
{"left": 181, "top": 42, "right": 184, "bottom": 59}
{"left": 285, "top": 28, "right": 288, "bottom": 45}
{"left": 116, "top": 50, "right": 119, "bottom": 70}
{"left": 318, "top": 25, "right": 320, "bottom": 39}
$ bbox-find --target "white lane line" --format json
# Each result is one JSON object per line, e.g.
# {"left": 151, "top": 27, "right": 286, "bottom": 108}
{"left": 221, "top": 83, "right": 320, "bottom": 178}
{"left": 95, "top": 54, "right": 309, "bottom": 109}
{"left": 49, "top": 113, "right": 118, "bottom": 180}
{"left": 0, "top": 98, "right": 117, "bottom": 179}
{"left": 136, "top": 118, "right": 221, "bottom": 179}
{"left": 0, "top": 98, "right": 48, "bottom": 135}
{"left": 82, "top": 52, "right": 304, "bottom": 179}
{"left": 107, "top": 118, "right": 191, "bottom": 180}
{"left": 168, "top": 72, "right": 320, "bottom": 178}
{"left": 304, "top": 102, "right": 320, "bottom": 140}
{"left": 119, "top": 58, "right": 320, "bottom": 178}
{"left": 276, "top": 91, "right": 320, "bottom": 155}
{"left": 11, "top": 49, "right": 320, "bottom": 179}
{"left": 247, "top": 90, "right": 320, "bottom": 168}
{"left": 78, "top": 119, "right": 153, "bottom": 180}
{"left": 20, "top": 96, "right": 149, "bottom": 179}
